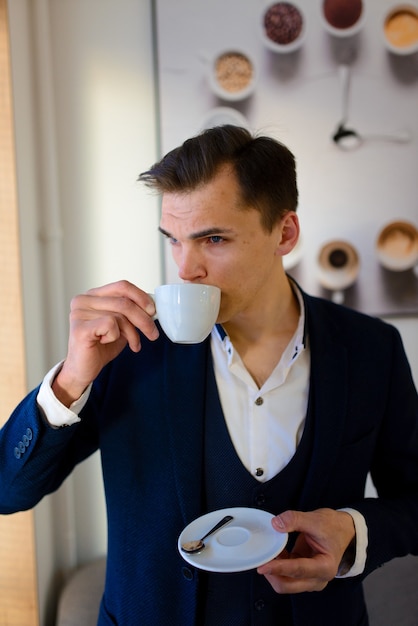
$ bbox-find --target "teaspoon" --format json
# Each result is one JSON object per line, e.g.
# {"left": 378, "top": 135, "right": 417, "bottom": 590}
{"left": 181, "top": 514, "right": 234, "bottom": 554}
{"left": 332, "top": 64, "right": 412, "bottom": 149}
{"left": 333, "top": 125, "right": 411, "bottom": 150}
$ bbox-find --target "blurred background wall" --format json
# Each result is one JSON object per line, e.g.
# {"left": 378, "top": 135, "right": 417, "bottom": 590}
{"left": 6, "top": 1, "right": 418, "bottom": 624}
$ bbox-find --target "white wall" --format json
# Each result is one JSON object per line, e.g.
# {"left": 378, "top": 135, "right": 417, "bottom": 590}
{"left": 6, "top": 1, "right": 418, "bottom": 624}
{"left": 8, "top": 1, "right": 161, "bottom": 624}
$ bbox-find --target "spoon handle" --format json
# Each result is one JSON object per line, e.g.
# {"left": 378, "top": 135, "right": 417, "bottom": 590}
{"left": 201, "top": 515, "right": 233, "bottom": 541}
{"left": 339, "top": 64, "right": 351, "bottom": 126}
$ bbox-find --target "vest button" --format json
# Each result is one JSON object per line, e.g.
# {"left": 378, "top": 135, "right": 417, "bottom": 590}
{"left": 254, "top": 598, "right": 265, "bottom": 611}
{"left": 255, "top": 396, "right": 264, "bottom": 406}
{"left": 181, "top": 566, "right": 194, "bottom": 581}
{"left": 255, "top": 494, "right": 266, "bottom": 506}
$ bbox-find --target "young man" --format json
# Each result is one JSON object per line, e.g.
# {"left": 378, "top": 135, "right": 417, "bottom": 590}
{"left": 1, "top": 126, "right": 418, "bottom": 625}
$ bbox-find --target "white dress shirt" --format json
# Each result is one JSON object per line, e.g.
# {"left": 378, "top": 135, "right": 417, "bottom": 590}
{"left": 211, "top": 310, "right": 308, "bottom": 482}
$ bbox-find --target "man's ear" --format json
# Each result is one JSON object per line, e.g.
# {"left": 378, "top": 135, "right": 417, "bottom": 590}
{"left": 275, "top": 212, "right": 300, "bottom": 256}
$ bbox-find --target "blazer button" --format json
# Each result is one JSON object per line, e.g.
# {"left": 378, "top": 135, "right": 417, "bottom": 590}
{"left": 181, "top": 566, "right": 194, "bottom": 581}
{"left": 14, "top": 447, "right": 21, "bottom": 459}
{"left": 255, "top": 494, "right": 266, "bottom": 506}
{"left": 26, "top": 428, "right": 33, "bottom": 440}
{"left": 18, "top": 441, "right": 26, "bottom": 453}
{"left": 22, "top": 435, "right": 30, "bottom": 447}
{"left": 254, "top": 598, "right": 265, "bottom": 611}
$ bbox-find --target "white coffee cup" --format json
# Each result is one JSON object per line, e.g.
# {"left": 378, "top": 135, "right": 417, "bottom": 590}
{"left": 317, "top": 239, "right": 360, "bottom": 303}
{"left": 317, "top": 239, "right": 360, "bottom": 291}
{"left": 150, "top": 283, "right": 221, "bottom": 344}
{"left": 376, "top": 220, "right": 418, "bottom": 271}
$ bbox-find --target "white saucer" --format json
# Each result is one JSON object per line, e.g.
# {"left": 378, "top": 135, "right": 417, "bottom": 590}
{"left": 178, "top": 507, "right": 288, "bottom": 573}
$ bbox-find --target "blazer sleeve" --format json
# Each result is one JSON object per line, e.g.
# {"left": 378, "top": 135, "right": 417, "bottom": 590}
{"left": 351, "top": 325, "right": 418, "bottom": 575}
{"left": 0, "top": 387, "right": 99, "bottom": 514}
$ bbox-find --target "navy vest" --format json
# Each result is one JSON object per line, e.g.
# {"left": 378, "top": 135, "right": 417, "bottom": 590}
{"left": 198, "top": 354, "right": 313, "bottom": 626}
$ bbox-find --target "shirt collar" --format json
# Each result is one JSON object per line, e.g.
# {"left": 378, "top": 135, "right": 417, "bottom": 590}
{"left": 213, "top": 280, "right": 307, "bottom": 368}
{"left": 214, "top": 278, "right": 307, "bottom": 338}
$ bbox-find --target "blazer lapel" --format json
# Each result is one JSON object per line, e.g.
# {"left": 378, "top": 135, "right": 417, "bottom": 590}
{"left": 299, "top": 296, "right": 349, "bottom": 510}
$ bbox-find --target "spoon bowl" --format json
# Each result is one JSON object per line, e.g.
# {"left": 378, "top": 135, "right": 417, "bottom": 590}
{"left": 181, "top": 514, "right": 234, "bottom": 554}
{"left": 333, "top": 124, "right": 412, "bottom": 150}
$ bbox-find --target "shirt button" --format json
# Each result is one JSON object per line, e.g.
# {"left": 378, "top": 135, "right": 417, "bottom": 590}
{"left": 255, "top": 468, "right": 264, "bottom": 477}
{"left": 255, "top": 397, "right": 264, "bottom": 406}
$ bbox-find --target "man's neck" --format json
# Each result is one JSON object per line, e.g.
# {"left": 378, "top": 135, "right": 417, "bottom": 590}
{"left": 223, "top": 277, "right": 300, "bottom": 388}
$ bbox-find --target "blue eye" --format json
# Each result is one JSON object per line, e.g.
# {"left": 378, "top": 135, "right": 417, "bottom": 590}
{"left": 209, "top": 235, "right": 223, "bottom": 244}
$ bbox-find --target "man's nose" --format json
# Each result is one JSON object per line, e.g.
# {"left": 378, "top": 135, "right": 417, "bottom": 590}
{"left": 177, "top": 246, "right": 207, "bottom": 282}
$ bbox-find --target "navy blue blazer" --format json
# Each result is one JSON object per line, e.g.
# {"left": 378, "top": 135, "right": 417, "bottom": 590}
{"left": 1, "top": 290, "right": 418, "bottom": 625}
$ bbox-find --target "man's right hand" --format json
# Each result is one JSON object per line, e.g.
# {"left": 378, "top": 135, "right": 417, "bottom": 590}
{"left": 52, "top": 280, "right": 159, "bottom": 406}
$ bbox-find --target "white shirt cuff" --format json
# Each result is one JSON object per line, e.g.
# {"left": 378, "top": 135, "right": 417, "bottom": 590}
{"left": 36, "top": 361, "right": 92, "bottom": 427}
{"left": 335, "top": 507, "right": 368, "bottom": 578}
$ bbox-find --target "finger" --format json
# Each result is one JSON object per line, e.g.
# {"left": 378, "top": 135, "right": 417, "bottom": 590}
{"left": 257, "top": 556, "right": 331, "bottom": 593}
{"left": 271, "top": 510, "right": 305, "bottom": 534}
{"left": 271, "top": 509, "right": 336, "bottom": 545}
{"left": 73, "top": 293, "right": 154, "bottom": 323}
{"left": 272, "top": 509, "right": 355, "bottom": 555}
{"left": 87, "top": 280, "right": 155, "bottom": 315}
{"left": 261, "top": 570, "right": 328, "bottom": 594}
{"left": 72, "top": 312, "right": 144, "bottom": 353}
{"left": 71, "top": 291, "right": 158, "bottom": 343}
{"left": 258, "top": 553, "right": 331, "bottom": 581}
{"left": 92, "top": 315, "right": 140, "bottom": 351}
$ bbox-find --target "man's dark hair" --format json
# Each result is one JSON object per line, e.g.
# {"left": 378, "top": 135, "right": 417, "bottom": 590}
{"left": 138, "top": 125, "right": 298, "bottom": 232}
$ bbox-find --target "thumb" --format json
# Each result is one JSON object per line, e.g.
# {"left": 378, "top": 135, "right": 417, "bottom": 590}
{"left": 272, "top": 510, "right": 304, "bottom": 533}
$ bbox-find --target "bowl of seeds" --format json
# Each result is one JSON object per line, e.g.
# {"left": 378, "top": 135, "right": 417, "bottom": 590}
{"left": 208, "top": 49, "right": 257, "bottom": 101}
{"left": 260, "top": 1, "right": 306, "bottom": 53}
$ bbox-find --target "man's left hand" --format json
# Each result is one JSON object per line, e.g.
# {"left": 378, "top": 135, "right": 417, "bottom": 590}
{"left": 257, "top": 508, "right": 355, "bottom": 594}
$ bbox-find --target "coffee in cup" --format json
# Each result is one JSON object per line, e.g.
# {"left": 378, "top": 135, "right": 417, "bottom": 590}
{"left": 317, "top": 239, "right": 360, "bottom": 291}
{"left": 321, "top": 0, "right": 365, "bottom": 38}
{"left": 383, "top": 5, "right": 418, "bottom": 55}
{"left": 376, "top": 220, "right": 418, "bottom": 271}
{"left": 151, "top": 283, "right": 221, "bottom": 344}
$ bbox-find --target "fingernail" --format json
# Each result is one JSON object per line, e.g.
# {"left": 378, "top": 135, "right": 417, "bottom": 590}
{"left": 257, "top": 565, "right": 270, "bottom": 575}
{"left": 273, "top": 515, "right": 285, "bottom": 530}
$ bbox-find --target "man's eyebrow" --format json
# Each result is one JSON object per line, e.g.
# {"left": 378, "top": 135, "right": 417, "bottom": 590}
{"left": 158, "top": 226, "right": 234, "bottom": 240}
